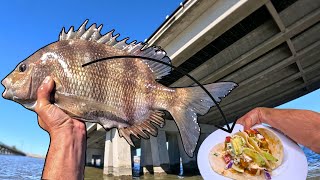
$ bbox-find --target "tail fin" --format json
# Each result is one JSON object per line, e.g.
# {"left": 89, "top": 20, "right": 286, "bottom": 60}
{"left": 168, "top": 82, "right": 237, "bottom": 157}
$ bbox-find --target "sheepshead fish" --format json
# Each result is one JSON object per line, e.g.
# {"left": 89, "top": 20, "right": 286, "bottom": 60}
{"left": 1, "top": 20, "right": 237, "bottom": 157}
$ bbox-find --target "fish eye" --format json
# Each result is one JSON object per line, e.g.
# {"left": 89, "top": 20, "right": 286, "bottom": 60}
{"left": 18, "top": 63, "right": 27, "bottom": 72}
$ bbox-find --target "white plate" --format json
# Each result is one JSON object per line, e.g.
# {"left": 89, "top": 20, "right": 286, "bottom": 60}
{"left": 197, "top": 124, "right": 308, "bottom": 180}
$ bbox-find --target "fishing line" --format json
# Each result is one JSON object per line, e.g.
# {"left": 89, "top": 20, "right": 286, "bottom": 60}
{"left": 82, "top": 55, "right": 231, "bottom": 132}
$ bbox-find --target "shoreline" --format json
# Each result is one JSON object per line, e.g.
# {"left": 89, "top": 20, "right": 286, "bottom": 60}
{"left": 26, "top": 153, "right": 45, "bottom": 159}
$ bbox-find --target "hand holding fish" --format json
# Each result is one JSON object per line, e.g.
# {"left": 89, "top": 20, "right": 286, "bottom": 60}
{"left": 237, "top": 107, "right": 320, "bottom": 153}
{"left": 35, "top": 76, "right": 86, "bottom": 179}
{"left": 35, "top": 76, "right": 86, "bottom": 135}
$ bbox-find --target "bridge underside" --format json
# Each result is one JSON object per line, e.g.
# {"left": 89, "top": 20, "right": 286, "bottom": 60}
{"left": 151, "top": 0, "right": 320, "bottom": 125}
{"left": 86, "top": 0, "right": 320, "bottom": 177}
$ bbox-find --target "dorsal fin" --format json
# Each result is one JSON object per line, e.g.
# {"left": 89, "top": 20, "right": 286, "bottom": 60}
{"left": 59, "top": 20, "right": 172, "bottom": 79}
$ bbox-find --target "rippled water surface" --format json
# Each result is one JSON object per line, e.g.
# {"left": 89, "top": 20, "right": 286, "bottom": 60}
{"left": 0, "top": 146, "right": 319, "bottom": 179}
{"left": 0, "top": 155, "right": 44, "bottom": 180}
{"left": 302, "top": 146, "right": 320, "bottom": 178}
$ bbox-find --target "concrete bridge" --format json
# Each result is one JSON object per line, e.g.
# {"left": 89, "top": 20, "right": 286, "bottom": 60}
{"left": 86, "top": 0, "right": 320, "bottom": 178}
{"left": 0, "top": 141, "right": 26, "bottom": 156}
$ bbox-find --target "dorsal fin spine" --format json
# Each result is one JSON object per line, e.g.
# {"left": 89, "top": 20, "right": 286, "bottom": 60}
{"left": 66, "top": 26, "right": 75, "bottom": 40}
{"left": 75, "top": 20, "right": 88, "bottom": 38}
{"left": 96, "top": 30, "right": 114, "bottom": 44}
{"left": 59, "top": 20, "right": 172, "bottom": 79}
{"left": 80, "top": 24, "right": 96, "bottom": 40}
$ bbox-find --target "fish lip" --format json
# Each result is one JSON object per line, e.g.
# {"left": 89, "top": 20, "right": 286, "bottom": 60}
{"left": 1, "top": 76, "right": 33, "bottom": 100}
{"left": 2, "top": 88, "right": 13, "bottom": 100}
{"left": 1, "top": 77, "right": 9, "bottom": 88}
{"left": 1, "top": 78, "right": 11, "bottom": 99}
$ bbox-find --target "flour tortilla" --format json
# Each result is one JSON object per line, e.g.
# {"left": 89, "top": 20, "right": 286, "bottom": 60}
{"left": 209, "top": 143, "right": 265, "bottom": 180}
{"left": 248, "top": 128, "right": 284, "bottom": 169}
{"left": 208, "top": 128, "right": 284, "bottom": 179}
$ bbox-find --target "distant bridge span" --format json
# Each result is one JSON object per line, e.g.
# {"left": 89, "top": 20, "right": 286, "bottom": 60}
{"left": 0, "top": 141, "right": 26, "bottom": 156}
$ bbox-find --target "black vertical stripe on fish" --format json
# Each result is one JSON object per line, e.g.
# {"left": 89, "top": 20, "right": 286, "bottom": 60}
{"left": 122, "top": 59, "right": 137, "bottom": 124}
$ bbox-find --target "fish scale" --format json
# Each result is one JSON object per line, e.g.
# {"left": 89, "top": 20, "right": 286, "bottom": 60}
{"left": 1, "top": 20, "right": 237, "bottom": 157}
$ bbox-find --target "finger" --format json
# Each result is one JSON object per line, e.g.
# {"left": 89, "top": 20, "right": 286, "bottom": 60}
{"left": 35, "top": 76, "right": 54, "bottom": 113}
{"left": 244, "top": 117, "right": 252, "bottom": 130}
{"left": 238, "top": 116, "right": 251, "bottom": 130}
{"left": 236, "top": 116, "right": 246, "bottom": 126}
{"left": 236, "top": 112, "right": 256, "bottom": 130}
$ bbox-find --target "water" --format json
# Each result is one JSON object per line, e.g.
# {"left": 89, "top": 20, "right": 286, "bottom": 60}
{"left": 0, "top": 147, "right": 319, "bottom": 179}
{"left": 302, "top": 146, "right": 320, "bottom": 178}
{"left": 0, "top": 155, "right": 44, "bottom": 180}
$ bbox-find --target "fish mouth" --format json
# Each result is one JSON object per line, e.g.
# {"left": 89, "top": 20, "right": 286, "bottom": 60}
{"left": 2, "top": 89, "right": 13, "bottom": 99}
{"left": 1, "top": 76, "right": 34, "bottom": 101}
{"left": 1, "top": 78, "right": 13, "bottom": 100}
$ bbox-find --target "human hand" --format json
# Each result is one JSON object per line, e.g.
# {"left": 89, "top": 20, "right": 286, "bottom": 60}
{"left": 236, "top": 107, "right": 265, "bottom": 130}
{"left": 34, "top": 76, "right": 86, "bottom": 136}
{"left": 34, "top": 76, "right": 86, "bottom": 179}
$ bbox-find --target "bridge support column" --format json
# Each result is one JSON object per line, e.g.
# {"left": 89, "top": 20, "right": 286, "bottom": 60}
{"left": 131, "top": 146, "right": 136, "bottom": 169}
{"left": 103, "top": 129, "right": 113, "bottom": 175}
{"left": 103, "top": 129, "right": 132, "bottom": 177}
{"left": 86, "top": 147, "right": 104, "bottom": 167}
{"left": 177, "top": 134, "right": 198, "bottom": 175}
{"left": 141, "top": 139, "right": 154, "bottom": 174}
{"left": 167, "top": 133, "right": 181, "bottom": 174}
{"left": 150, "top": 130, "right": 170, "bottom": 174}
{"left": 112, "top": 129, "right": 132, "bottom": 177}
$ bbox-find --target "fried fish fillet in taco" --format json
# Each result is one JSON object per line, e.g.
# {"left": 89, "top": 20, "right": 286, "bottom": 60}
{"left": 209, "top": 128, "right": 283, "bottom": 179}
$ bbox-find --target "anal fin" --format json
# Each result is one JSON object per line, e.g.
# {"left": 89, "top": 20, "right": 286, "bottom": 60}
{"left": 118, "top": 110, "right": 165, "bottom": 146}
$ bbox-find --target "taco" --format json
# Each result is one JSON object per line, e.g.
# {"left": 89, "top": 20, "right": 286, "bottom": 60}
{"left": 209, "top": 128, "right": 283, "bottom": 179}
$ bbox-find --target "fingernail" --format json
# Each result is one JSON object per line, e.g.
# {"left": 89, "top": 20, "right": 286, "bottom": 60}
{"left": 43, "top": 76, "right": 50, "bottom": 84}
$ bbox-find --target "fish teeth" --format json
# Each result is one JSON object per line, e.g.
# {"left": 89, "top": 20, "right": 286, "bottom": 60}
{"left": 97, "top": 30, "right": 114, "bottom": 44}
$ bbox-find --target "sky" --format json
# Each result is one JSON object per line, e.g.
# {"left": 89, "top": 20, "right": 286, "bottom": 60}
{"left": 0, "top": 0, "right": 183, "bottom": 156}
{"left": 0, "top": 0, "right": 319, "bottom": 156}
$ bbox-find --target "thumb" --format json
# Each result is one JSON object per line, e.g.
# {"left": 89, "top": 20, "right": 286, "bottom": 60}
{"left": 236, "top": 116, "right": 251, "bottom": 130}
{"left": 35, "top": 76, "right": 54, "bottom": 113}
